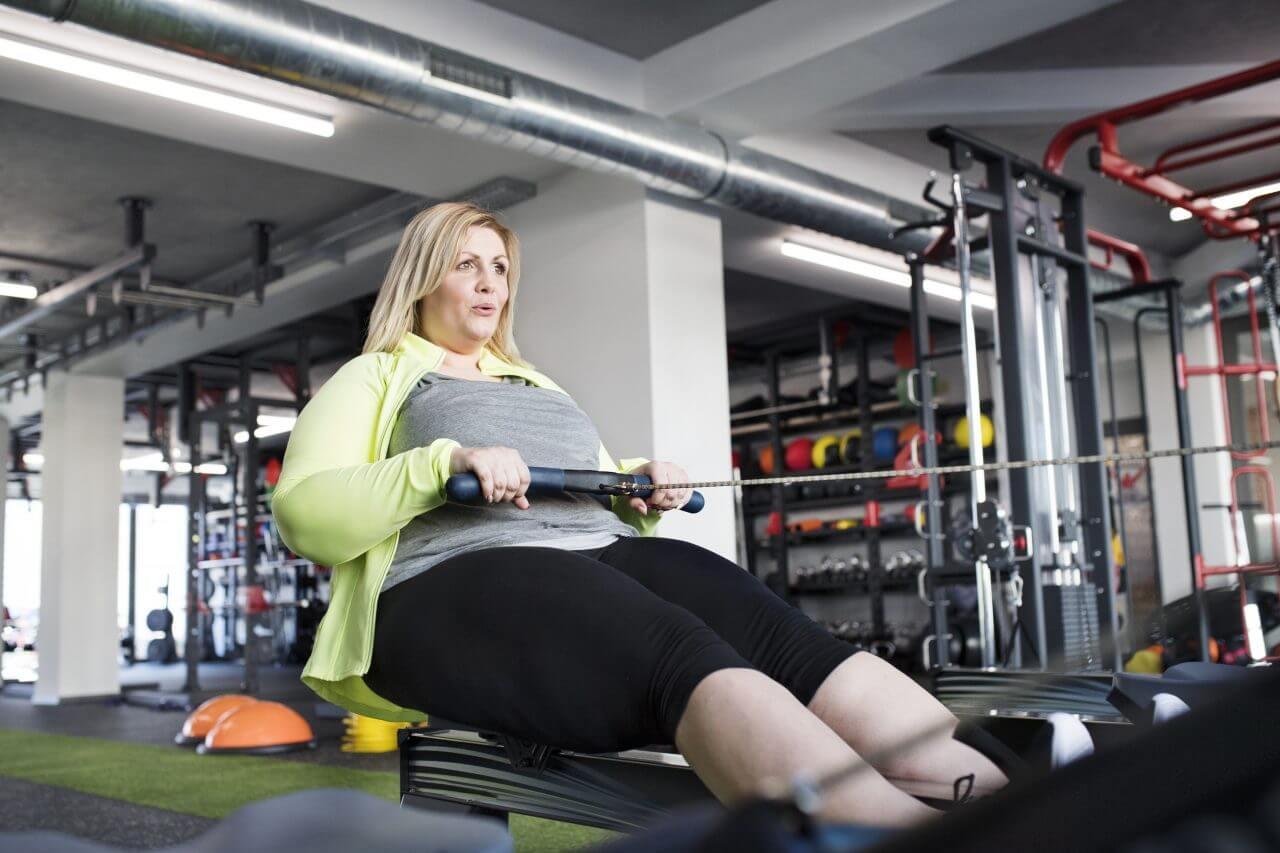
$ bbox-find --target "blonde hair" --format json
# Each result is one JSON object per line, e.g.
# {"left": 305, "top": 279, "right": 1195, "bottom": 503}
{"left": 363, "top": 201, "right": 531, "bottom": 367}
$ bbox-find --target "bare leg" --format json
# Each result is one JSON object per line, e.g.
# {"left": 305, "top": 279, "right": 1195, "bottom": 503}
{"left": 807, "top": 652, "right": 1007, "bottom": 795}
{"left": 674, "top": 667, "right": 936, "bottom": 827}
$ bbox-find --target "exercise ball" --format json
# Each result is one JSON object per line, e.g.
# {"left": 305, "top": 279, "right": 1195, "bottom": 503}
{"left": 953, "top": 414, "right": 994, "bottom": 449}
{"left": 811, "top": 435, "right": 841, "bottom": 468}
{"left": 199, "top": 701, "right": 316, "bottom": 755}
{"left": 872, "top": 427, "right": 898, "bottom": 462}
{"left": 759, "top": 445, "right": 775, "bottom": 474}
{"left": 176, "top": 694, "right": 257, "bottom": 746}
{"left": 839, "top": 429, "right": 862, "bottom": 464}
{"left": 785, "top": 438, "right": 815, "bottom": 471}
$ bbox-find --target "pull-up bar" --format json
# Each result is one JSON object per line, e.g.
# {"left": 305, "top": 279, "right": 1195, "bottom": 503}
{"left": 1045, "top": 59, "right": 1280, "bottom": 241}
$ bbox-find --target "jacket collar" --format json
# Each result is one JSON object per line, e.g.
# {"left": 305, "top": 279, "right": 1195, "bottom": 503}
{"left": 396, "top": 332, "right": 538, "bottom": 380}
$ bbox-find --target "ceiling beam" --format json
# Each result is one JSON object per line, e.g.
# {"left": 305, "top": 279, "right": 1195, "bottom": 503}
{"left": 643, "top": 0, "right": 1124, "bottom": 136}
{"left": 815, "top": 64, "right": 1276, "bottom": 132}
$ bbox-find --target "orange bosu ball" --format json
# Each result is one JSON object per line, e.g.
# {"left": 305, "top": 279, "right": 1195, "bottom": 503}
{"left": 175, "top": 694, "right": 258, "bottom": 746}
{"left": 198, "top": 700, "right": 317, "bottom": 755}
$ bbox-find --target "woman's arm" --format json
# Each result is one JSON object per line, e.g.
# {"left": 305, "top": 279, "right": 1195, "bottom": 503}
{"left": 271, "top": 357, "right": 460, "bottom": 567}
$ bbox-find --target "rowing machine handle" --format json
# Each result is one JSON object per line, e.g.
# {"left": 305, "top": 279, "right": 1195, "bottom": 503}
{"left": 446, "top": 466, "right": 705, "bottom": 513}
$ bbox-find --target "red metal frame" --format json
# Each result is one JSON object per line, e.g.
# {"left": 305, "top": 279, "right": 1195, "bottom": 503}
{"left": 1085, "top": 228, "right": 1151, "bottom": 283}
{"left": 1182, "top": 269, "right": 1280, "bottom": 661}
{"left": 1044, "top": 59, "right": 1280, "bottom": 242}
{"left": 1183, "top": 271, "right": 1277, "bottom": 458}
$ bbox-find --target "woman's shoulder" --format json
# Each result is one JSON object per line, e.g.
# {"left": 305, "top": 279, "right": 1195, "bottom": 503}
{"left": 321, "top": 351, "right": 394, "bottom": 393}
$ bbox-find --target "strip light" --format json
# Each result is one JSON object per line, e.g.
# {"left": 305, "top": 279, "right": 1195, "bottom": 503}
{"left": 21, "top": 451, "right": 226, "bottom": 475}
{"left": 780, "top": 241, "right": 996, "bottom": 310}
{"left": 0, "top": 282, "right": 37, "bottom": 300}
{"left": 234, "top": 415, "right": 297, "bottom": 444}
{"left": 0, "top": 32, "right": 334, "bottom": 138}
{"left": 1169, "top": 180, "right": 1280, "bottom": 222}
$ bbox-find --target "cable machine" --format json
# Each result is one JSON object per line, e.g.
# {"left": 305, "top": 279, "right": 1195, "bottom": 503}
{"left": 909, "top": 127, "right": 1120, "bottom": 672}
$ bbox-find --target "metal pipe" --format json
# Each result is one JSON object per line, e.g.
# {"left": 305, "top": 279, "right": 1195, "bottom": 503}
{"left": 952, "top": 171, "right": 996, "bottom": 668}
{"left": 5, "top": 0, "right": 932, "bottom": 256}
{"left": 0, "top": 245, "right": 151, "bottom": 340}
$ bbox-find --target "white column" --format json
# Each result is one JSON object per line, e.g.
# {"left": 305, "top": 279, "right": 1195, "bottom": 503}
{"left": 0, "top": 415, "right": 7, "bottom": 679}
{"left": 505, "top": 170, "right": 736, "bottom": 560}
{"left": 1143, "top": 323, "right": 1234, "bottom": 604}
{"left": 33, "top": 371, "right": 125, "bottom": 704}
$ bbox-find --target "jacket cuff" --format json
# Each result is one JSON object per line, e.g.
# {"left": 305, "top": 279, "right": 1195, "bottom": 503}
{"left": 613, "top": 456, "right": 662, "bottom": 536}
{"left": 409, "top": 437, "right": 462, "bottom": 508}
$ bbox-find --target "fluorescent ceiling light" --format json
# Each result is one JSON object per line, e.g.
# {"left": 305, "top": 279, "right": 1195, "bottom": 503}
{"left": 0, "top": 33, "right": 334, "bottom": 138}
{"left": 234, "top": 415, "right": 297, "bottom": 444}
{"left": 1169, "top": 180, "right": 1280, "bottom": 222}
{"left": 0, "top": 282, "right": 37, "bottom": 300}
{"left": 22, "top": 451, "right": 226, "bottom": 475}
{"left": 780, "top": 241, "right": 995, "bottom": 311}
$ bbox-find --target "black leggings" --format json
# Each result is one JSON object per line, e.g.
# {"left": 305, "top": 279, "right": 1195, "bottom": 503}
{"left": 364, "top": 536, "right": 854, "bottom": 753}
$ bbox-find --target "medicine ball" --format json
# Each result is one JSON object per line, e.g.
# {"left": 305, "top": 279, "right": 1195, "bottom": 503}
{"left": 872, "top": 427, "right": 898, "bottom": 462}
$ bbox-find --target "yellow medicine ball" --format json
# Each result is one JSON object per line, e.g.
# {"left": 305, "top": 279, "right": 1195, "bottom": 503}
{"left": 811, "top": 435, "right": 841, "bottom": 469}
{"left": 953, "top": 414, "right": 994, "bottom": 449}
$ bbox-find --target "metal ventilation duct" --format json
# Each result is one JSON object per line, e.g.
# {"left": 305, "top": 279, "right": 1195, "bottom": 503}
{"left": 4, "top": 0, "right": 937, "bottom": 256}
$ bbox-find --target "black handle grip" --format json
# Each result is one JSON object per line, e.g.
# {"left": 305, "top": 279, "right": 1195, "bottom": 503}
{"left": 446, "top": 466, "right": 704, "bottom": 513}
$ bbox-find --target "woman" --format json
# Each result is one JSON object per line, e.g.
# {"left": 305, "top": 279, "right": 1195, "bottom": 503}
{"left": 272, "top": 202, "right": 1008, "bottom": 827}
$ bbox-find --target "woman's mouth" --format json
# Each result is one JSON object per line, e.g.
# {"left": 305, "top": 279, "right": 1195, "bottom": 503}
{"left": 473, "top": 305, "right": 496, "bottom": 315}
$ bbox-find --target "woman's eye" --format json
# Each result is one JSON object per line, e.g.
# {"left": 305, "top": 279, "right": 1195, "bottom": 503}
{"left": 495, "top": 265, "right": 507, "bottom": 275}
{"left": 458, "top": 260, "right": 472, "bottom": 269}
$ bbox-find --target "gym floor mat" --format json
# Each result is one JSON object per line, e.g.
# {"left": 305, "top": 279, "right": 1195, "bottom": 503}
{"left": 0, "top": 728, "right": 617, "bottom": 852}
{"left": 0, "top": 776, "right": 215, "bottom": 849}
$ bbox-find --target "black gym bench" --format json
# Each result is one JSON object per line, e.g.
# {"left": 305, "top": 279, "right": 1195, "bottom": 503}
{"left": 399, "top": 719, "right": 715, "bottom": 832}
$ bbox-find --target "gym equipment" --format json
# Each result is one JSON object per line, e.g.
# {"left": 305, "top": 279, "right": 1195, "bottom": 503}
{"left": 0, "top": 788, "right": 514, "bottom": 853}
{"left": 838, "top": 429, "right": 861, "bottom": 464}
{"left": 446, "top": 467, "right": 705, "bottom": 514}
{"left": 783, "top": 438, "right": 813, "bottom": 471}
{"left": 198, "top": 700, "right": 316, "bottom": 755}
{"left": 952, "top": 413, "right": 994, "bottom": 449}
{"left": 810, "top": 435, "right": 840, "bottom": 468}
{"left": 897, "top": 422, "right": 921, "bottom": 447}
{"left": 871, "top": 427, "right": 898, "bottom": 462}
{"left": 758, "top": 445, "right": 774, "bottom": 474}
{"left": 145, "top": 577, "right": 178, "bottom": 664}
{"left": 175, "top": 694, "right": 257, "bottom": 746}
{"left": 342, "top": 712, "right": 413, "bottom": 753}
{"left": 895, "top": 369, "right": 946, "bottom": 407}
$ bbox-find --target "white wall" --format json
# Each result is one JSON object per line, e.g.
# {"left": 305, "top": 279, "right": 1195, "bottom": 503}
{"left": 1141, "top": 323, "right": 1234, "bottom": 603}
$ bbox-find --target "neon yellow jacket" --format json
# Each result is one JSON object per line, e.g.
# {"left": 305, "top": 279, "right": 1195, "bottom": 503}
{"left": 272, "top": 332, "right": 661, "bottom": 721}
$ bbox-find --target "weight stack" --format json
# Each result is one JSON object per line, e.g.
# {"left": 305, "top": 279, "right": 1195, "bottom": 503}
{"left": 1043, "top": 583, "right": 1102, "bottom": 671}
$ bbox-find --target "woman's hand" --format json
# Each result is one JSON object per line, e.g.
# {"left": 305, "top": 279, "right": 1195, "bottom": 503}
{"left": 450, "top": 446, "right": 532, "bottom": 509}
{"left": 625, "top": 461, "right": 692, "bottom": 516}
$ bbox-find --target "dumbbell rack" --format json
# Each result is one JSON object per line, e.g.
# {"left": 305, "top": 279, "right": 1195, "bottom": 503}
{"left": 729, "top": 305, "right": 996, "bottom": 660}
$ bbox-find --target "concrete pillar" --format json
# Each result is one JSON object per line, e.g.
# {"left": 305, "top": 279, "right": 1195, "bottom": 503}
{"left": 505, "top": 170, "right": 736, "bottom": 560}
{"left": 0, "top": 415, "right": 7, "bottom": 683}
{"left": 33, "top": 371, "right": 125, "bottom": 704}
{"left": 1143, "top": 323, "right": 1234, "bottom": 604}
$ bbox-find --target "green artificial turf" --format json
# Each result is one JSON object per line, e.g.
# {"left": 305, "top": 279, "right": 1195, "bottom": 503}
{"left": 0, "top": 728, "right": 617, "bottom": 851}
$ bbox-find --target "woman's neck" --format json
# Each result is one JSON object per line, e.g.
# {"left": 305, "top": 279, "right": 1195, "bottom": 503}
{"left": 438, "top": 346, "right": 485, "bottom": 374}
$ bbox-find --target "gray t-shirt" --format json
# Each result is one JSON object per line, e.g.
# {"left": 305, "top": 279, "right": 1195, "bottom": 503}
{"left": 382, "top": 371, "right": 637, "bottom": 592}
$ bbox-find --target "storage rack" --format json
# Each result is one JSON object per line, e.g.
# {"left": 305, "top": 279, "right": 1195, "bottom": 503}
{"left": 729, "top": 304, "right": 996, "bottom": 664}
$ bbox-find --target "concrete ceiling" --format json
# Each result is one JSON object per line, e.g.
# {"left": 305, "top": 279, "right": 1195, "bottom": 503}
{"left": 946, "top": 0, "right": 1280, "bottom": 71}
{"left": 0, "top": 99, "right": 388, "bottom": 284}
{"left": 0, "top": 0, "right": 1272, "bottom": 428}
{"left": 472, "top": 0, "right": 774, "bottom": 60}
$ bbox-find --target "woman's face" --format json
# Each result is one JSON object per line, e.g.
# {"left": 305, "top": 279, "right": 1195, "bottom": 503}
{"left": 419, "top": 226, "right": 510, "bottom": 352}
